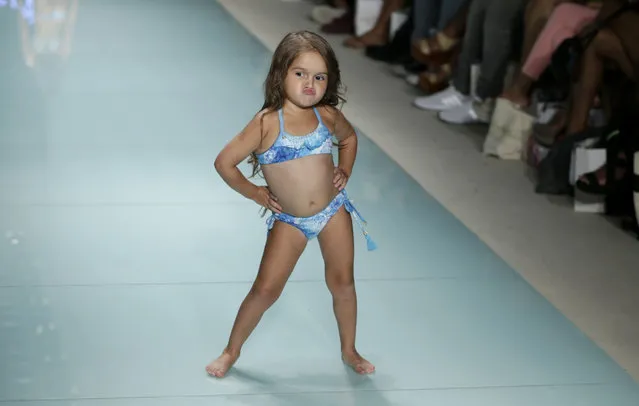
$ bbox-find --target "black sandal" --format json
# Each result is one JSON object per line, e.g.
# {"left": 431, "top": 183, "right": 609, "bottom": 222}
{"left": 575, "top": 153, "right": 627, "bottom": 195}
{"left": 576, "top": 171, "right": 607, "bottom": 194}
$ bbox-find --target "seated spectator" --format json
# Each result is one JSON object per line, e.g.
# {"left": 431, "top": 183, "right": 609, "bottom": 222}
{"left": 412, "top": 0, "right": 528, "bottom": 125}
{"left": 571, "top": 0, "right": 638, "bottom": 192}
{"left": 410, "top": 0, "right": 470, "bottom": 94}
{"left": 501, "top": 0, "right": 602, "bottom": 108}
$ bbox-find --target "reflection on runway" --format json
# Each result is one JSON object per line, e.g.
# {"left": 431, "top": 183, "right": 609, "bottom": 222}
{"left": 17, "top": 0, "right": 78, "bottom": 68}
{"left": 1, "top": 0, "right": 35, "bottom": 24}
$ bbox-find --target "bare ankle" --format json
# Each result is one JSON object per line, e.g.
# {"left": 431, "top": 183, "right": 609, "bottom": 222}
{"left": 341, "top": 347, "right": 357, "bottom": 356}
{"left": 224, "top": 346, "right": 241, "bottom": 358}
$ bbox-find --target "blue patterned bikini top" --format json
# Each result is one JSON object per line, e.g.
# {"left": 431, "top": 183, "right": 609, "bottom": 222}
{"left": 256, "top": 107, "right": 333, "bottom": 165}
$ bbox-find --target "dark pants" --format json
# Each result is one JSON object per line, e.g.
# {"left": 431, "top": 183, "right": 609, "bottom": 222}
{"left": 346, "top": 0, "right": 356, "bottom": 11}
{"left": 452, "top": 0, "right": 526, "bottom": 99}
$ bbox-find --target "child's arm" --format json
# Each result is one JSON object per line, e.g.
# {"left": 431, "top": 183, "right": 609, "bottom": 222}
{"left": 214, "top": 112, "right": 282, "bottom": 212}
{"left": 330, "top": 108, "right": 358, "bottom": 189}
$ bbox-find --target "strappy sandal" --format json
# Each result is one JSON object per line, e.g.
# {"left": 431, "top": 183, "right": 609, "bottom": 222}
{"left": 418, "top": 64, "right": 452, "bottom": 94}
{"left": 575, "top": 141, "right": 627, "bottom": 195}
{"left": 575, "top": 164, "right": 626, "bottom": 194}
{"left": 415, "top": 32, "right": 459, "bottom": 55}
{"left": 411, "top": 32, "right": 460, "bottom": 66}
{"left": 576, "top": 169, "right": 607, "bottom": 194}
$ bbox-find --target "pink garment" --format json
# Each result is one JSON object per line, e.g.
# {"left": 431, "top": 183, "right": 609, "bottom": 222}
{"left": 522, "top": 3, "right": 599, "bottom": 80}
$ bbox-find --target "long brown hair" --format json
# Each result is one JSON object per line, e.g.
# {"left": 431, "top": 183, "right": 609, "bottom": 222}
{"left": 247, "top": 31, "right": 346, "bottom": 177}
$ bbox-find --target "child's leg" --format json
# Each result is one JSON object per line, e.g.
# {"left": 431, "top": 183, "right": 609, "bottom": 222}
{"left": 206, "top": 221, "right": 308, "bottom": 378}
{"left": 317, "top": 207, "right": 375, "bottom": 374}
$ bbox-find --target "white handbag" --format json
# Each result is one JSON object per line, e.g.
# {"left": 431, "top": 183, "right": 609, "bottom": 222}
{"left": 483, "top": 98, "right": 535, "bottom": 160}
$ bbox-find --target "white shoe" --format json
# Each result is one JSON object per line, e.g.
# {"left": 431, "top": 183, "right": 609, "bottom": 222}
{"left": 310, "top": 5, "right": 347, "bottom": 25}
{"left": 438, "top": 98, "right": 494, "bottom": 124}
{"left": 405, "top": 74, "right": 419, "bottom": 86}
{"left": 413, "top": 86, "right": 470, "bottom": 112}
{"left": 390, "top": 64, "right": 408, "bottom": 77}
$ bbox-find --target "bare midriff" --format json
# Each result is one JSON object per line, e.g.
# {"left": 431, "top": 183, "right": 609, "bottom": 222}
{"left": 261, "top": 154, "right": 339, "bottom": 218}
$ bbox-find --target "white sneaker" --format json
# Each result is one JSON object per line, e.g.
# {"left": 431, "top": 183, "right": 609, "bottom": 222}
{"left": 413, "top": 86, "right": 470, "bottom": 112}
{"left": 405, "top": 74, "right": 419, "bottom": 86}
{"left": 390, "top": 64, "right": 408, "bottom": 77}
{"left": 438, "top": 98, "right": 494, "bottom": 124}
{"left": 310, "top": 5, "right": 347, "bottom": 25}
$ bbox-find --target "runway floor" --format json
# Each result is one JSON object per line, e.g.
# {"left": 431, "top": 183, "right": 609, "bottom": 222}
{"left": 1, "top": 1, "right": 638, "bottom": 404}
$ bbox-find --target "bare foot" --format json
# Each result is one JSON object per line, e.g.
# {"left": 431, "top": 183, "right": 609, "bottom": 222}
{"left": 205, "top": 350, "right": 239, "bottom": 378}
{"left": 342, "top": 351, "right": 375, "bottom": 374}
{"left": 343, "top": 30, "right": 387, "bottom": 48}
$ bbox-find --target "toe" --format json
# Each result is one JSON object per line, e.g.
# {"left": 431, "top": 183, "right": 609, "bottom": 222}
{"left": 206, "top": 365, "right": 222, "bottom": 378}
{"left": 361, "top": 362, "right": 374, "bottom": 374}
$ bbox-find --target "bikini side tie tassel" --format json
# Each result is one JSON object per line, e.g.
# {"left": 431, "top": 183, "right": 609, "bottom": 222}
{"left": 345, "top": 199, "right": 377, "bottom": 251}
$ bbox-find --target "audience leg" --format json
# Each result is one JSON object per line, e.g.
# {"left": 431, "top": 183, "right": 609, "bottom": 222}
{"left": 344, "top": 0, "right": 405, "bottom": 48}
{"left": 502, "top": 3, "right": 599, "bottom": 107}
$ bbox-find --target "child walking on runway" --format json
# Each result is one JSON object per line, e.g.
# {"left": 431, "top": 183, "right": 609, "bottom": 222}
{"left": 207, "top": 31, "right": 376, "bottom": 378}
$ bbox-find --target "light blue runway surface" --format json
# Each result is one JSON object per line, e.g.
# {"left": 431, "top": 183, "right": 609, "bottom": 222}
{"left": 1, "top": 1, "right": 638, "bottom": 404}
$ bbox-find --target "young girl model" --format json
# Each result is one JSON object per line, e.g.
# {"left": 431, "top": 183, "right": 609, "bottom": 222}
{"left": 207, "top": 31, "right": 376, "bottom": 378}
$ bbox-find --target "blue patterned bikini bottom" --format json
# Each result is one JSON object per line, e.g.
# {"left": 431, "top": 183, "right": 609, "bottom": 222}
{"left": 266, "top": 190, "right": 376, "bottom": 251}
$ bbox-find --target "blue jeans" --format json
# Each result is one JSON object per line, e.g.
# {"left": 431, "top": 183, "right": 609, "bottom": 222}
{"left": 411, "top": 0, "right": 469, "bottom": 41}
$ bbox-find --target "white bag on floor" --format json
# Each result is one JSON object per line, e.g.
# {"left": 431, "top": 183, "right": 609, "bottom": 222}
{"left": 570, "top": 146, "right": 607, "bottom": 213}
{"left": 390, "top": 10, "right": 408, "bottom": 40}
{"left": 355, "top": 0, "right": 383, "bottom": 37}
{"left": 482, "top": 98, "right": 534, "bottom": 160}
